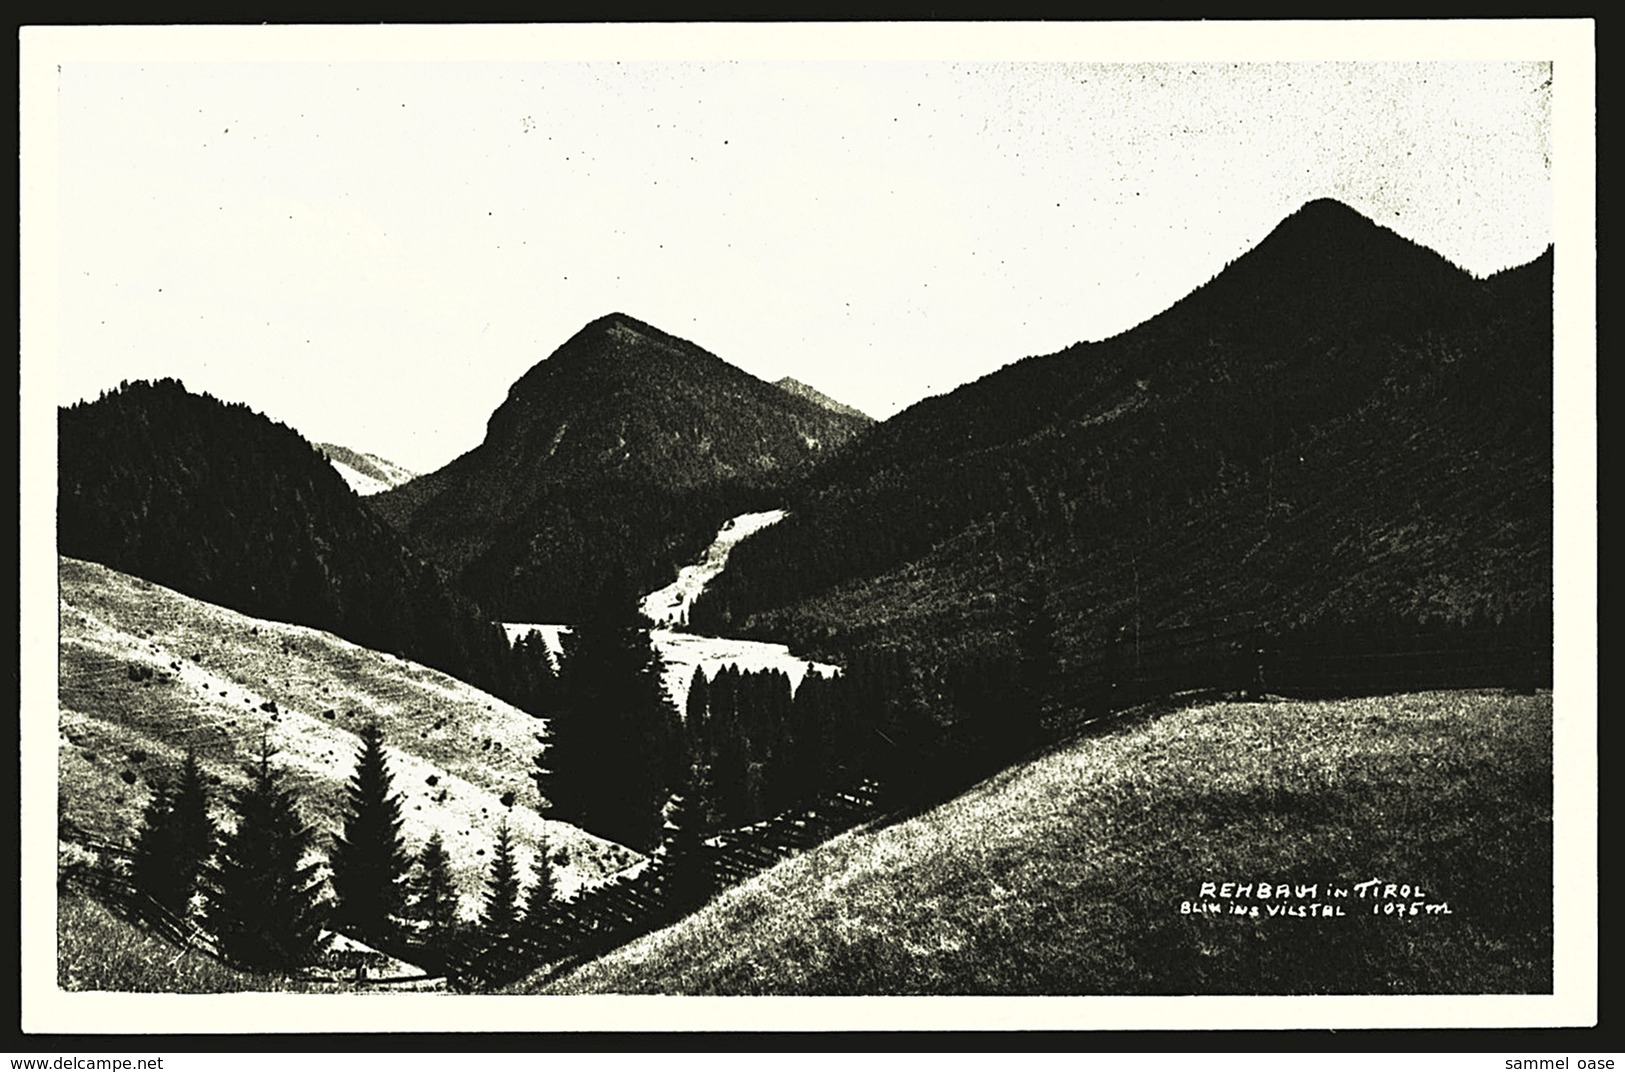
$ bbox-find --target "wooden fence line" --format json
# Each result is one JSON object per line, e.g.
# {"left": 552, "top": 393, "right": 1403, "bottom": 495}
{"left": 1057, "top": 618, "right": 1549, "bottom": 711}
{"left": 441, "top": 779, "right": 888, "bottom": 991}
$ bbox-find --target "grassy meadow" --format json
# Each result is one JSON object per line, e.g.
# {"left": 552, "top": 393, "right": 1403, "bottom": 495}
{"left": 56, "top": 888, "right": 322, "bottom": 994}
{"left": 57, "top": 554, "right": 639, "bottom": 917}
{"left": 522, "top": 689, "right": 1552, "bottom": 995}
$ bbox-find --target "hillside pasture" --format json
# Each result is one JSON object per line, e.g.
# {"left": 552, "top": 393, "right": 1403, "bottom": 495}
{"left": 56, "top": 888, "right": 321, "bottom": 993}
{"left": 57, "top": 555, "right": 640, "bottom": 918}
{"left": 526, "top": 689, "right": 1552, "bottom": 995}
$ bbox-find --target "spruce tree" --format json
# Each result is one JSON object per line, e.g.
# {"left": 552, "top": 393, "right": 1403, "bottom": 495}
{"left": 506, "top": 630, "right": 557, "bottom": 718}
{"left": 480, "top": 821, "right": 522, "bottom": 940}
{"left": 708, "top": 667, "right": 751, "bottom": 826}
{"left": 537, "top": 580, "right": 678, "bottom": 852}
{"left": 169, "top": 749, "right": 215, "bottom": 917}
{"left": 130, "top": 780, "right": 180, "bottom": 914}
{"left": 522, "top": 838, "right": 557, "bottom": 930}
{"left": 787, "top": 671, "right": 833, "bottom": 801}
{"left": 203, "top": 740, "right": 331, "bottom": 972}
{"left": 661, "top": 772, "right": 712, "bottom": 909}
{"left": 682, "top": 669, "right": 728, "bottom": 832}
{"left": 329, "top": 721, "right": 410, "bottom": 946}
{"left": 130, "top": 750, "right": 215, "bottom": 919}
{"left": 406, "top": 831, "right": 461, "bottom": 960}
{"left": 755, "top": 669, "right": 795, "bottom": 816}
{"left": 684, "top": 665, "right": 710, "bottom": 730}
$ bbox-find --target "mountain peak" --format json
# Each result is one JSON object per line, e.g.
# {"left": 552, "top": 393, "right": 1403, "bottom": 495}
{"left": 553, "top": 313, "right": 723, "bottom": 367}
{"left": 584, "top": 310, "right": 655, "bottom": 334}
{"left": 373, "top": 315, "right": 874, "bottom": 619}
{"left": 1176, "top": 195, "right": 1471, "bottom": 315}
{"left": 1259, "top": 197, "right": 1388, "bottom": 251}
{"left": 1291, "top": 196, "right": 1370, "bottom": 222}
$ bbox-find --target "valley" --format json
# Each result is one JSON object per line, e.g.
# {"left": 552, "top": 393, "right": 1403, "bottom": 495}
{"left": 49, "top": 197, "right": 1559, "bottom": 999}
{"left": 639, "top": 509, "right": 789, "bottom": 628}
{"left": 501, "top": 621, "right": 840, "bottom": 719}
{"left": 504, "top": 509, "right": 840, "bottom": 713}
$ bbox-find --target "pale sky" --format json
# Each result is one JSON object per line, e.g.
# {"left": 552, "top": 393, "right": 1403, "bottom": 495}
{"left": 45, "top": 36, "right": 1554, "bottom": 474}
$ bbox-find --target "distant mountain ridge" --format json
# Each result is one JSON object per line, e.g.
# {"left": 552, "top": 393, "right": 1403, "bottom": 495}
{"left": 688, "top": 199, "right": 1554, "bottom": 669}
{"left": 773, "top": 377, "right": 872, "bottom": 422}
{"left": 368, "top": 312, "right": 872, "bottom": 622}
{"left": 317, "top": 443, "right": 418, "bottom": 496}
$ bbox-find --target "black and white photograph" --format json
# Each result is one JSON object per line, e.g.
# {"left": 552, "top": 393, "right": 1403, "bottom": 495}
{"left": 18, "top": 20, "right": 1596, "bottom": 1035}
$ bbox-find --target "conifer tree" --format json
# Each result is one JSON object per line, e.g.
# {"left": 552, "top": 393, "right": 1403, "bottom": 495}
{"left": 536, "top": 579, "right": 678, "bottom": 852}
{"left": 684, "top": 665, "right": 710, "bottom": 730}
{"left": 786, "top": 671, "right": 833, "bottom": 801}
{"left": 523, "top": 838, "right": 557, "bottom": 929}
{"left": 329, "top": 721, "right": 411, "bottom": 946}
{"left": 130, "top": 780, "right": 179, "bottom": 913}
{"left": 169, "top": 749, "right": 215, "bottom": 917}
{"left": 708, "top": 667, "right": 751, "bottom": 826}
{"left": 406, "top": 828, "right": 464, "bottom": 974}
{"left": 755, "top": 669, "right": 795, "bottom": 815}
{"left": 661, "top": 773, "right": 713, "bottom": 909}
{"left": 681, "top": 669, "right": 729, "bottom": 831}
{"left": 203, "top": 739, "right": 331, "bottom": 972}
{"left": 480, "top": 821, "right": 522, "bottom": 940}
{"left": 130, "top": 750, "right": 215, "bottom": 919}
{"left": 510, "top": 631, "right": 558, "bottom": 718}
{"left": 406, "top": 831, "right": 461, "bottom": 960}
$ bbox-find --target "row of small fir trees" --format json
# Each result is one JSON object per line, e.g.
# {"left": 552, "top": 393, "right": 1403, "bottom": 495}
{"left": 128, "top": 722, "right": 552, "bottom": 977}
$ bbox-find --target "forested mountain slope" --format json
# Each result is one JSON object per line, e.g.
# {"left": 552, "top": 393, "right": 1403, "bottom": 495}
{"left": 58, "top": 380, "right": 525, "bottom": 701}
{"left": 369, "top": 313, "right": 872, "bottom": 621}
{"left": 690, "top": 200, "right": 1553, "bottom": 669}
{"left": 774, "top": 376, "right": 871, "bottom": 421}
